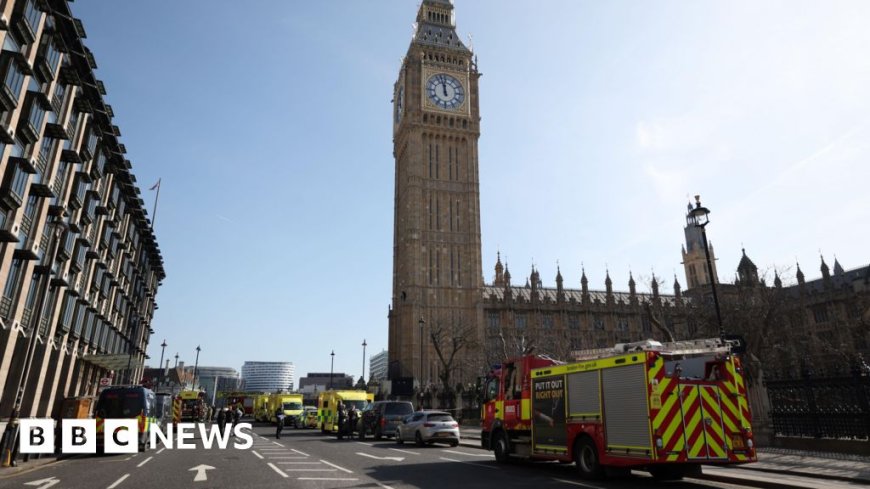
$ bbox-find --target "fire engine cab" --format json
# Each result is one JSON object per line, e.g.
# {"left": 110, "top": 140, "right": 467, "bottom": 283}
{"left": 480, "top": 338, "right": 756, "bottom": 480}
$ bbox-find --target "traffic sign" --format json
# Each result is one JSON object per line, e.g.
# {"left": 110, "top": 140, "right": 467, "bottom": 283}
{"left": 99, "top": 377, "right": 112, "bottom": 387}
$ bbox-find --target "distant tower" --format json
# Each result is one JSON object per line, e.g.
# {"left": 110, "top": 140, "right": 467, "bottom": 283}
{"left": 388, "top": 0, "right": 483, "bottom": 381}
{"left": 736, "top": 248, "right": 759, "bottom": 287}
{"left": 681, "top": 202, "right": 719, "bottom": 289}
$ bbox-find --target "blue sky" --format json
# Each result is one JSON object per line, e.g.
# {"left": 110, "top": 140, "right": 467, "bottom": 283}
{"left": 70, "top": 1, "right": 870, "bottom": 382}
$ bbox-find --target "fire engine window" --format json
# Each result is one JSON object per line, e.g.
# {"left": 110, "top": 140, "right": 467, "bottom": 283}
{"left": 505, "top": 363, "right": 520, "bottom": 400}
{"left": 486, "top": 378, "right": 499, "bottom": 401}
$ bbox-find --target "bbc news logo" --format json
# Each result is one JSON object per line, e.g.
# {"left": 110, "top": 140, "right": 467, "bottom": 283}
{"left": 19, "top": 419, "right": 254, "bottom": 454}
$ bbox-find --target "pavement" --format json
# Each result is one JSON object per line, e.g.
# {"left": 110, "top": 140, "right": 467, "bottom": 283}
{"left": 458, "top": 425, "right": 870, "bottom": 485}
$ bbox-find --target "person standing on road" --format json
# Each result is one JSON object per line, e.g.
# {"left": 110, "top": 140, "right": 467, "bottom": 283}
{"left": 336, "top": 401, "right": 347, "bottom": 440}
{"left": 275, "top": 408, "right": 285, "bottom": 439}
{"left": 233, "top": 405, "right": 243, "bottom": 429}
{"left": 217, "top": 407, "right": 227, "bottom": 433}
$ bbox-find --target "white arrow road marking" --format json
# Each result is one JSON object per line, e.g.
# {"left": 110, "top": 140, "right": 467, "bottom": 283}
{"left": 24, "top": 477, "right": 60, "bottom": 489}
{"left": 189, "top": 464, "right": 215, "bottom": 482}
{"left": 320, "top": 460, "right": 353, "bottom": 473}
{"left": 442, "top": 449, "right": 492, "bottom": 457}
{"left": 389, "top": 448, "right": 420, "bottom": 455}
{"left": 106, "top": 474, "right": 129, "bottom": 489}
{"left": 356, "top": 452, "right": 405, "bottom": 462}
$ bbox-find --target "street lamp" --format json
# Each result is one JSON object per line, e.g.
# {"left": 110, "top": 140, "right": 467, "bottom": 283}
{"left": 361, "top": 339, "right": 367, "bottom": 383}
{"left": 2, "top": 211, "right": 67, "bottom": 466}
{"left": 418, "top": 317, "right": 425, "bottom": 386}
{"left": 159, "top": 340, "right": 167, "bottom": 371}
{"left": 193, "top": 346, "right": 201, "bottom": 390}
{"left": 689, "top": 195, "right": 724, "bottom": 338}
{"left": 329, "top": 350, "right": 335, "bottom": 390}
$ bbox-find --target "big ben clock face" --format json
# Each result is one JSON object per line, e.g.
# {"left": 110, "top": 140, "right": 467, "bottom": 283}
{"left": 426, "top": 73, "right": 465, "bottom": 110}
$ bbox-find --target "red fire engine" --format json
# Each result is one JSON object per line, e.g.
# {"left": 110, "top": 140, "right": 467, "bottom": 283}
{"left": 480, "top": 338, "right": 756, "bottom": 480}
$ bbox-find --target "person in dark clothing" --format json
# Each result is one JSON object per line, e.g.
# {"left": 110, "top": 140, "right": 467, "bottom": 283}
{"left": 346, "top": 406, "right": 358, "bottom": 440}
{"left": 217, "top": 407, "right": 227, "bottom": 433}
{"left": 275, "top": 408, "right": 285, "bottom": 439}
{"left": 232, "top": 405, "right": 242, "bottom": 430}
{"left": 336, "top": 402, "right": 347, "bottom": 440}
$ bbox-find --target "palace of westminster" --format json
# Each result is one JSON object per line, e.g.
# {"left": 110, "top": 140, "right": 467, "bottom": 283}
{"left": 388, "top": 0, "right": 870, "bottom": 387}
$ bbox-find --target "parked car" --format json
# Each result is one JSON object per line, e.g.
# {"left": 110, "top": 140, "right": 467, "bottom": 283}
{"left": 396, "top": 411, "right": 460, "bottom": 447}
{"left": 357, "top": 401, "right": 414, "bottom": 440}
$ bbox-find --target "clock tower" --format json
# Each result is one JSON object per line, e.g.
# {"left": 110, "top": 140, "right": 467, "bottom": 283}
{"left": 388, "top": 0, "right": 483, "bottom": 385}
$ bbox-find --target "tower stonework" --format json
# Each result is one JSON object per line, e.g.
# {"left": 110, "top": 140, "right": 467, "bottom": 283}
{"left": 388, "top": 0, "right": 483, "bottom": 383}
{"left": 681, "top": 203, "right": 719, "bottom": 289}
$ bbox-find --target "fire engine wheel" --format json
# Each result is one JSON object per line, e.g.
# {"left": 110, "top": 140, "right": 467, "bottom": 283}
{"left": 493, "top": 431, "right": 511, "bottom": 464}
{"left": 575, "top": 437, "right": 603, "bottom": 480}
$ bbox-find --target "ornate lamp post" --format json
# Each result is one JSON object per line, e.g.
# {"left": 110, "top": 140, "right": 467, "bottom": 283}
{"left": 689, "top": 195, "right": 724, "bottom": 338}
{"left": 361, "top": 339, "right": 367, "bottom": 383}
{"left": 329, "top": 350, "right": 335, "bottom": 390}
{"left": 193, "top": 346, "right": 201, "bottom": 389}
{"left": 158, "top": 340, "right": 168, "bottom": 371}
{"left": 418, "top": 317, "right": 425, "bottom": 386}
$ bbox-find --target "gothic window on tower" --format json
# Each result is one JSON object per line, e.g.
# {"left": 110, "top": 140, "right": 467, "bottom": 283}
{"left": 515, "top": 313, "right": 527, "bottom": 330}
{"left": 435, "top": 144, "right": 440, "bottom": 179}
{"left": 593, "top": 317, "right": 605, "bottom": 331}
{"left": 812, "top": 305, "right": 829, "bottom": 324}
{"left": 435, "top": 248, "right": 441, "bottom": 285}
{"left": 568, "top": 314, "right": 580, "bottom": 330}
{"left": 449, "top": 200, "right": 453, "bottom": 231}
{"left": 617, "top": 318, "right": 629, "bottom": 333}
{"left": 487, "top": 312, "right": 499, "bottom": 331}
{"left": 435, "top": 196, "right": 440, "bottom": 230}
{"left": 429, "top": 195, "right": 433, "bottom": 230}
{"left": 542, "top": 314, "right": 554, "bottom": 329}
{"left": 428, "top": 143, "right": 433, "bottom": 178}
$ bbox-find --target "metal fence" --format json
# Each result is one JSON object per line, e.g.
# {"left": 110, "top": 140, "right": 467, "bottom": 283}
{"left": 766, "top": 373, "right": 870, "bottom": 440}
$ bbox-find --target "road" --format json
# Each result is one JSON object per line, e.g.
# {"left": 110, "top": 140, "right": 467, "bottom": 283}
{"left": 0, "top": 423, "right": 862, "bottom": 489}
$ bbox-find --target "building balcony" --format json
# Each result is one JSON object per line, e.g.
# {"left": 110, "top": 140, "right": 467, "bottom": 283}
{"left": 44, "top": 122, "right": 70, "bottom": 140}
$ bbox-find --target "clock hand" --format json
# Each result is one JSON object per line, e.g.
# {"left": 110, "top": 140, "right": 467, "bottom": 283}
{"left": 442, "top": 83, "right": 448, "bottom": 97}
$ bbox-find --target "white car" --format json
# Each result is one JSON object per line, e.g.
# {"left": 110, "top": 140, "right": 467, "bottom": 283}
{"left": 396, "top": 411, "right": 460, "bottom": 447}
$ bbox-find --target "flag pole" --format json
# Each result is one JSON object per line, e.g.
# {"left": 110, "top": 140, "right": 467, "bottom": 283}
{"left": 151, "top": 178, "right": 161, "bottom": 229}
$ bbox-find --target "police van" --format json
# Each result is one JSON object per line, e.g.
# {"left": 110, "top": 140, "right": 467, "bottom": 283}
{"left": 95, "top": 386, "right": 158, "bottom": 452}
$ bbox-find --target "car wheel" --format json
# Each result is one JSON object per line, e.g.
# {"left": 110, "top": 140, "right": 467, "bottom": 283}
{"left": 575, "top": 437, "right": 603, "bottom": 480}
{"left": 493, "top": 431, "right": 510, "bottom": 464}
{"left": 415, "top": 431, "right": 425, "bottom": 447}
{"left": 396, "top": 432, "right": 404, "bottom": 445}
{"left": 450, "top": 440, "right": 459, "bottom": 447}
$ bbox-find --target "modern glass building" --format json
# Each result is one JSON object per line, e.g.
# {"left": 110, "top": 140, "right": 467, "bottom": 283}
{"left": 241, "top": 361, "right": 294, "bottom": 392}
{"left": 0, "top": 0, "right": 164, "bottom": 419}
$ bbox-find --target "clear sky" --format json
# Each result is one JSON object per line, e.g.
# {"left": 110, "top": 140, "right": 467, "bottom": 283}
{"left": 69, "top": 1, "right": 870, "bottom": 383}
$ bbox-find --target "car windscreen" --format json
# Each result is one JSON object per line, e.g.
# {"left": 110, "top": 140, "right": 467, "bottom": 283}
{"left": 283, "top": 402, "right": 303, "bottom": 411}
{"left": 97, "top": 390, "right": 144, "bottom": 418}
{"left": 426, "top": 414, "right": 454, "bottom": 423}
{"left": 344, "top": 400, "right": 367, "bottom": 410}
{"left": 385, "top": 403, "right": 414, "bottom": 416}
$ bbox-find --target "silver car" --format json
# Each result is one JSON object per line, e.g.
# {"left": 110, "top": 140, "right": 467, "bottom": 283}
{"left": 396, "top": 411, "right": 460, "bottom": 447}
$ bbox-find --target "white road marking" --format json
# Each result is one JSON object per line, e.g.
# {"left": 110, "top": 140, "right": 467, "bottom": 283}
{"left": 356, "top": 441, "right": 374, "bottom": 446}
{"left": 356, "top": 452, "right": 404, "bottom": 462}
{"left": 552, "top": 478, "right": 605, "bottom": 488}
{"left": 273, "top": 441, "right": 285, "bottom": 447}
{"left": 291, "top": 448, "right": 310, "bottom": 456}
{"left": 189, "top": 464, "right": 215, "bottom": 482}
{"left": 375, "top": 482, "right": 396, "bottom": 489}
{"left": 298, "top": 478, "right": 359, "bottom": 481}
{"left": 155, "top": 448, "right": 166, "bottom": 455}
{"left": 136, "top": 456, "right": 153, "bottom": 467}
{"left": 320, "top": 459, "right": 353, "bottom": 473}
{"left": 439, "top": 457, "right": 498, "bottom": 470}
{"left": 442, "top": 449, "right": 492, "bottom": 458}
{"left": 267, "top": 462, "right": 289, "bottom": 478}
{"left": 390, "top": 448, "right": 420, "bottom": 455}
{"left": 23, "top": 477, "right": 60, "bottom": 489}
{"left": 283, "top": 469, "right": 337, "bottom": 472}
{"left": 267, "top": 456, "right": 308, "bottom": 459}
{"left": 107, "top": 473, "right": 130, "bottom": 489}
{"left": 276, "top": 462, "right": 322, "bottom": 465}
{"left": 252, "top": 450, "right": 264, "bottom": 459}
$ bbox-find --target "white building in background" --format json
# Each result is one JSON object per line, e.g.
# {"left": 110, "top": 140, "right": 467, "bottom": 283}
{"left": 369, "top": 350, "right": 388, "bottom": 382}
{"left": 185, "top": 366, "right": 241, "bottom": 404}
{"left": 241, "top": 361, "right": 295, "bottom": 392}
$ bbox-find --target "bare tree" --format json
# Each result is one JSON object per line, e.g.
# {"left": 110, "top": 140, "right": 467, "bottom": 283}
{"left": 429, "top": 316, "right": 479, "bottom": 405}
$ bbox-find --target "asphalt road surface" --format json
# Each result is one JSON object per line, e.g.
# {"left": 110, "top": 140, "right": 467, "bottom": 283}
{"left": 0, "top": 422, "right": 861, "bottom": 489}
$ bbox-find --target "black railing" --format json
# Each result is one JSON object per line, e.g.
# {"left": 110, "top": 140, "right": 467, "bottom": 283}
{"left": 766, "top": 371, "right": 870, "bottom": 440}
